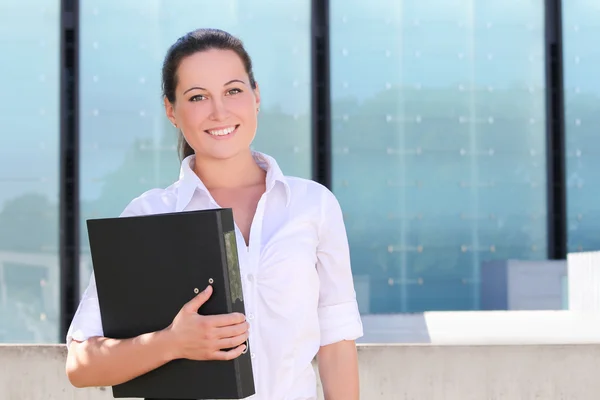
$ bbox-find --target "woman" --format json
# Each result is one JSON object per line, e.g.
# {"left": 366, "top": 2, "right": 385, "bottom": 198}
{"left": 65, "top": 28, "right": 363, "bottom": 400}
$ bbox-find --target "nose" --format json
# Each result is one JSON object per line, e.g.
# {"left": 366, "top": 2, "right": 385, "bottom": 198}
{"left": 208, "top": 97, "right": 228, "bottom": 121}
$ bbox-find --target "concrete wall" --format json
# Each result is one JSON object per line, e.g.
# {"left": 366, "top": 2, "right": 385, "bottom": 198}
{"left": 568, "top": 251, "right": 600, "bottom": 311}
{"left": 480, "top": 259, "right": 567, "bottom": 310}
{"left": 359, "top": 310, "right": 600, "bottom": 344}
{"left": 3, "top": 343, "right": 600, "bottom": 400}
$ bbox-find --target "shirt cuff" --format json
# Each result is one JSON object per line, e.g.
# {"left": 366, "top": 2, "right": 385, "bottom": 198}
{"left": 318, "top": 301, "right": 364, "bottom": 346}
{"left": 66, "top": 329, "right": 85, "bottom": 350}
{"left": 65, "top": 327, "right": 103, "bottom": 350}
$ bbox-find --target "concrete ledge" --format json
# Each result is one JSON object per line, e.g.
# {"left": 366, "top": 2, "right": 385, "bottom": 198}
{"left": 568, "top": 251, "right": 600, "bottom": 311}
{"left": 4, "top": 343, "right": 600, "bottom": 399}
{"left": 360, "top": 310, "right": 600, "bottom": 344}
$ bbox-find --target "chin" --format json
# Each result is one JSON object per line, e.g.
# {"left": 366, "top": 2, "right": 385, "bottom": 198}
{"left": 198, "top": 146, "right": 249, "bottom": 161}
{"left": 191, "top": 130, "right": 255, "bottom": 161}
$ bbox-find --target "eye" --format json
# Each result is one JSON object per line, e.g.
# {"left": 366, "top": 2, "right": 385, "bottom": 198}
{"left": 190, "top": 94, "right": 206, "bottom": 102}
{"left": 227, "top": 88, "right": 242, "bottom": 95}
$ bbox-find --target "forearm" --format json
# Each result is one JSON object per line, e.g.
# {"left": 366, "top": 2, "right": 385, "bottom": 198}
{"left": 317, "top": 340, "right": 359, "bottom": 400}
{"left": 66, "top": 328, "right": 175, "bottom": 388}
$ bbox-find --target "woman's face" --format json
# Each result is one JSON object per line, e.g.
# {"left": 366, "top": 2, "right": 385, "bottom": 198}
{"left": 165, "top": 49, "right": 260, "bottom": 161}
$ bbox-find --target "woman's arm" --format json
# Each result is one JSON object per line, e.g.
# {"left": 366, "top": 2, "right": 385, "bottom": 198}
{"left": 66, "top": 285, "right": 249, "bottom": 388}
{"left": 314, "top": 188, "right": 363, "bottom": 399}
{"left": 317, "top": 340, "right": 359, "bottom": 400}
{"left": 66, "top": 329, "right": 175, "bottom": 388}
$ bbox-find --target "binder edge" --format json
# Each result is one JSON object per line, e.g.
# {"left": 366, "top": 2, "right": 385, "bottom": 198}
{"left": 216, "top": 209, "right": 244, "bottom": 398}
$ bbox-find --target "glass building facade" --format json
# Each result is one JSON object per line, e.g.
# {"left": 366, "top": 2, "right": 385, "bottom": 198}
{"left": 563, "top": 1, "right": 600, "bottom": 253}
{"left": 78, "top": 0, "right": 312, "bottom": 292}
{"left": 330, "top": 0, "right": 547, "bottom": 312}
{"left": 0, "top": 0, "right": 597, "bottom": 342}
{"left": 0, "top": 1, "right": 61, "bottom": 342}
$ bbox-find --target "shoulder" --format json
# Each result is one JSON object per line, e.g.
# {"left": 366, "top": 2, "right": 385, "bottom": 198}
{"left": 284, "top": 176, "right": 340, "bottom": 210}
{"left": 283, "top": 177, "right": 347, "bottom": 241}
{"left": 119, "top": 182, "right": 180, "bottom": 217}
{"left": 286, "top": 175, "right": 327, "bottom": 196}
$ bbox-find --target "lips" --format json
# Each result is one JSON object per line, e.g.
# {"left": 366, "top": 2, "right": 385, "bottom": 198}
{"left": 205, "top": 125, "right": 239, "bottom": 137}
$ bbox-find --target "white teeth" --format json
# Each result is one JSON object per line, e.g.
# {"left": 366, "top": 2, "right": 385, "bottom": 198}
{"left": 208, "top": 126, "right": 236, "bottom": 136}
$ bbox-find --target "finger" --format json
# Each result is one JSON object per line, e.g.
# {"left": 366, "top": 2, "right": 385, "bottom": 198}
{"left": 214, "top": 321, "right": 249, "bottom": 339}
{"left": 213, "top": 343, "right": 247, "bottom": 361}
{"left": 206, "top": 312, "right": 246, "bottom": 327}
{"left": 216, "top": 332, "right": 249, "bottom": 350}
{"left": 183, "top": 285, "right": 213, "bottom": 313}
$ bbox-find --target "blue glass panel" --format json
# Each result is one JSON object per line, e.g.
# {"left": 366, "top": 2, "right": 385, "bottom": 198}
{"left": 79, "top": 0, "right": 311, "bottom": 290}
{"left": 563, "top": 1, "right": 600, "bottom": 253}
{"left": 0, "top": 1, "right": 60, "bottom": 342}
{"left": 331, "top": 0, "right": 547, "bottom": 312}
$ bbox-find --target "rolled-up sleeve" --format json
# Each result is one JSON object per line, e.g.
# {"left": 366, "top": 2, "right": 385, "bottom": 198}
{"left": 316, "top": 188, "right": 363, "bottom": 347}
{"left": 65, "top": 198, "right": 146, "bottom": 349}
{"left": 65, "top": 272, "right": 104, "bottom": 349}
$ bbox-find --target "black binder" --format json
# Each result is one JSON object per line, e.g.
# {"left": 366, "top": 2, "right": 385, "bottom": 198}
{"left": 86, "top": 208, "right": 255, "bottom": 399}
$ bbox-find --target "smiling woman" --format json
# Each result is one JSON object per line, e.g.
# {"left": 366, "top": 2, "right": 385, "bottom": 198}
{"left": 162, "top": 31, "right": 261, "bottom": 163}
{"left": 65, "top": 28, "right": 362, "bottom": 400}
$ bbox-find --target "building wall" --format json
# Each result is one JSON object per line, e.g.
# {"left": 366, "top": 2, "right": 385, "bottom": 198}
{"left": 3, "top": 343, "right": 600, "bottom": 399}
{"left": 1, "top": 0, "right": 600, "bottom": 343}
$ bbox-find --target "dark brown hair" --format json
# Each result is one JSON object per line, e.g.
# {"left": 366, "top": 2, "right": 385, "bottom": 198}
{"left": 162, "top": 28, "right": 257, "bottom": 160}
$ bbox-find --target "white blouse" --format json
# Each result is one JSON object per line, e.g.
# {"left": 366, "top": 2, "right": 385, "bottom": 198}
{"left": 66, "top": 151, "right": 363, "bottom": 400}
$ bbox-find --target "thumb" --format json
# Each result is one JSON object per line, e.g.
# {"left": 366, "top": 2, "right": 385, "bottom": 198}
{"left": 183, "top": 285, "right": 213, "bottom": 313}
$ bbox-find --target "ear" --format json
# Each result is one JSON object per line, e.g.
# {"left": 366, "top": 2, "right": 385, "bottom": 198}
{"left": 253, "top": 82, "right": 261, "bottom": 113}
{"left": 164, "top": 97, "right": 177, "bottom": 128}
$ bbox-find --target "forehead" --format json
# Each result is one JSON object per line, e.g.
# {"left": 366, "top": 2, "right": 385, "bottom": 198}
{"left": 176, "top": 49, "right": 247, "bottom": 88}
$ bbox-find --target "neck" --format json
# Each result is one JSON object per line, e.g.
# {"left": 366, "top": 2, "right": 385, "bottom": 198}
{"left": 193, "top": 150, "right": 265, "bottom": 189}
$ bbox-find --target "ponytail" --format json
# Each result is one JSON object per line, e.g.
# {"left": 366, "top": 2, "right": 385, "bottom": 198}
{"left": 178, "top": 133, "right": 195, "bottom": 160}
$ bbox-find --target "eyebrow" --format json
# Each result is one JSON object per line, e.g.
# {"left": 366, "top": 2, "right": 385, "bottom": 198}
{"left": 183, "top": 79, "right": 247, "bottom": 95}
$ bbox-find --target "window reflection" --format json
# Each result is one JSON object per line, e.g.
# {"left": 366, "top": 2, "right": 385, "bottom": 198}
{"left": 79, "top": 1, "right": 312, "bottom": 291}
{"left": 563, "top": 1, "right": 600, "bottom": 253}
{"left": 331, "top": 0, "right": 547, "bottom": 313}
{"left": 0, "top": 1, "right": 61, "bottom": 342}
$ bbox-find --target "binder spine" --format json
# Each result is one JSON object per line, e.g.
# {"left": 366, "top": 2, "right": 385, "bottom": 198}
{"left": 216, "top": 210, "right": 245, "bottom": 397}
{"left": 216, "top": 211, "right": 234, "bottom": 314}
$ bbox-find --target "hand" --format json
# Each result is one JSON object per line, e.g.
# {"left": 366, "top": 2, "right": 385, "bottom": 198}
{"left": 166, "top": 285, "right": 249, "bottom": 361}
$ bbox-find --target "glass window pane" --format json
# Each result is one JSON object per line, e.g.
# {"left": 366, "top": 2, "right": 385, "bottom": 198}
{"left": 0, "top": 2, "right": 60, "bottom": 342}
{"left": 564, "top": 1, "right": 600, "bottom": 253}
{"left": 79, "top": 1, "right": 311, "bottom": 290}
{"left": 331, "top": 0, "right": 547, "bottom": 313}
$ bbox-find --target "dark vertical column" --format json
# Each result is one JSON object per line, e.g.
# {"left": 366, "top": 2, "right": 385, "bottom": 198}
{"left": 545, "top": 0, "right": 567, "bottom": 260}
{"left": 59, "top": 0, "right": 80, "bottom": 341}
{"left": 311, "top": 0, "right": 332, "bottom": 188}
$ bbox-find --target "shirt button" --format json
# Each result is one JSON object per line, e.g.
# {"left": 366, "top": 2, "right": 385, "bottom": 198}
{"left": 251, "top": 353, "right": 256, "bottom": 359}
{"left": 248, "top": 313, "right": 255, "bottom": 320}
{"left": 247, "top": 273, "right": 254, "bottom": 282}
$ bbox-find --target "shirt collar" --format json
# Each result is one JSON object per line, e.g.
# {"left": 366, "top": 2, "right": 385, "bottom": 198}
{"left": 175, "top": 151, "right": 291, "bottom": 212}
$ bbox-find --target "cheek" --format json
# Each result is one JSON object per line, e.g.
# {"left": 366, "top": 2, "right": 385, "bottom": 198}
{"left": 234, "top": 92, "right": 257, "bottom": 110}
{"left": 237, "top": 98, "right": 258, "bottom": 120}
{"left": 178, "top": 102, "right": 209, "bottom": 125}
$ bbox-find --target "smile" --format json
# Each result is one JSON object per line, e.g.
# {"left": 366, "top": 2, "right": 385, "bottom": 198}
{"left": 205, "top": 125, "right": 239, "bottom": 137}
